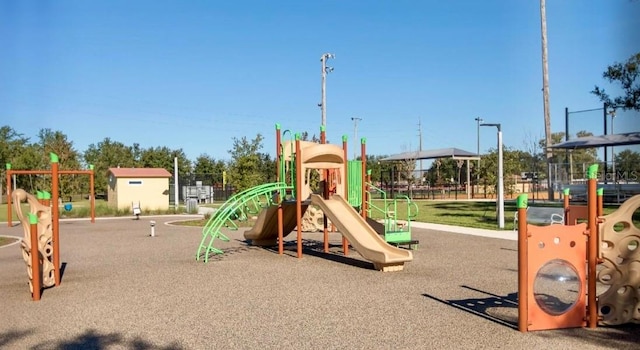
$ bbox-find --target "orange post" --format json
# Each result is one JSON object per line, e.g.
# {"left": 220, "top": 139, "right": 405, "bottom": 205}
{"left": 89, "top": 166, "right": 95, "bottom": 223}
{"left": 586, "top": 165, "right": 598, "bottom": 328}
{"left": 341, "top": 135, "right": 349, "bottom": 256}
{"left": 51, "top": 153, "right": 61, "bottom": 286}
{"left": 28, "top": 213, "right": 41, "bottom": 301}
{"left": 6, "top": 164, "right": 12, "bottom": 227}
{"left": 321, "top": 126, "right": 329, "bottom": 253}
{"left": 42, "top": 191, "right": 51, "bottom": 207}
{"left": 276, "top": 124, "right": 284, "bottom": 255}
{"left": 596, "top": 188, "right": 603, "bottom": 217}
{"left": 361, "top": 138, "right": 367, "bottom": 220}
{"left": 295, "top": 135, "right": 302, "bottom": 259}
{"left": 516, "top": 194, "right": 528, "bottom": 332}
{"left": 563, "top": 188, "right": 570, "bottom": 225}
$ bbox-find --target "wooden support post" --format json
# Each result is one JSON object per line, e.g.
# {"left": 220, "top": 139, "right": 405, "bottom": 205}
{"left": 6, "top": 165, "right": 12, "bottom": 227}
{"left": 361, "top": 138, "right": 367, "bottom": 220}
{"left": 342, "top": 135, "right": 349, "bottom": 256}
{"left": 276, "top": 124, "right": 284, "bottom": 255}
{"left": 563, "top": 188, "right": 570, "bottom": 225}
{"left": 295, "top": 136, "right": 302, "bottom": 259}
{"left": 51, "top": 153, "right": 61, "bottom": 286}
{"left": 321, "top": 126, "right": 329, "bottom": 253}
{"left": 516, "top": 194, "right": 528, "bottom": 332}
{"left": 587, "top": 165, "right": 598, "bottom": 328}
{"left": 28, "top": 213, "right": 41, "bottom": 301}
{"left": 89, "top": 166, "right": 96, "bottom": 223}
{"left": 596, "top": 187, "right": 603, "bottom": 217}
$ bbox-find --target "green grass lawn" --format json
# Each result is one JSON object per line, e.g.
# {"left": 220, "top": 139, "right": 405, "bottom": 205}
{"left": 0, "top": 236, "right": 19, "bottom": 246}
{"left": 1, "top": 198, "right": 630, "bottom": 234}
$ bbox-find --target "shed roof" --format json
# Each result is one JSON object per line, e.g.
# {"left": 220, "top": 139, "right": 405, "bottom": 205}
{"left": 108, "top": 168, "right": 172, "bottom": 178}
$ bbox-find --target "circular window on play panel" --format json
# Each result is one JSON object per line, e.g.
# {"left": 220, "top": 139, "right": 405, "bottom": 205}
{"left": 533, "top": 259, "right": 581, "bottom": 315}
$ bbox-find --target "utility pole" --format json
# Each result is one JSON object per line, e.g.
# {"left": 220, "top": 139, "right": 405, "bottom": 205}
{"left": 540, "top": 0, "right": 554, "bottom": 200}
{"left": 418, "top": 118, "right": 423, "bottom": 183}
{"left": 351, "top": 117, "right": 362, "bottom": 160}
{"left": 319, "top": 53, "right": 335, "bottom": 128}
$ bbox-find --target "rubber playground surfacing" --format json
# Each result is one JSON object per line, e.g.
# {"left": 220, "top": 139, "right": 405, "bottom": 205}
{"left": 0, "top": 217, "right": 638, "bottom": 349}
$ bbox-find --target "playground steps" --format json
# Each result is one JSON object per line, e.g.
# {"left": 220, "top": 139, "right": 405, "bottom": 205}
{"left": 373, "top": 263, "right": 405, "bottom": 272}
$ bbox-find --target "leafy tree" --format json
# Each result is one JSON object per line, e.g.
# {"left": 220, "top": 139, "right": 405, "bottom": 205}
{"left": 139, "top": 146, "right": 191, "bottom": 180}
{"left": 84, "top": 138, "right": 139, "bottom": 194}
{"left": 592, "top": 52, "right": 640, "bottom": 111}
{"left": 227, "top": 134, "right": 267, "bottom": 192}
{"left": 36, "top": 129, "right": 83, "bottom": 200}
{"left": 193, "top": 154, "right": 227, "bottom": 184}
{"left": 0, "top": 126, "right": 29, "bottom": 201}
{"left": 614, "top": 150, "right": 640, "bottom": 182}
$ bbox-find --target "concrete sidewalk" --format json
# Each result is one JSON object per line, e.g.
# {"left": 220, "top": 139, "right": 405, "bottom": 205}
{"left": 411, "top": 222, "right": 517, "bottom": 241}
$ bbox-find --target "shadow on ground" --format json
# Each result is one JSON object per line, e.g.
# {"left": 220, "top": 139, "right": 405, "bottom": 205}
{"left": 262, "top": 239, "right": 375, "bottom": 270}
{"left": 422, "top": 285, "right": 640, "bottom": 348}
{"left": 422, "top": 285, "right": 518, "bottom": 330}
{"left": 1, "top": 328, "right": 184, "bottom": 350}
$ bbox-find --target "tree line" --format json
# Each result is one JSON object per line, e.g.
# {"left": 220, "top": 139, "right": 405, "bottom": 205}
{"left": 2, "top": 124, "right": 639, "bottom": 201}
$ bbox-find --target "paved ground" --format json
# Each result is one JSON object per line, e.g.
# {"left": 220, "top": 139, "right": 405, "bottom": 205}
{"left": 0, "top": 216, "right": 638, "bottom": 349}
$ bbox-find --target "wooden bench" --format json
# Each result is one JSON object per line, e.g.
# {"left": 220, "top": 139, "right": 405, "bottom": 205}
{"left": 513, "top": 206, "right": 564, "bottom": 230}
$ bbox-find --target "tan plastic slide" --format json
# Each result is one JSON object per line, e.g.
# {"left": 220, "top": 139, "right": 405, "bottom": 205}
{"left": 244, "top": 203, "right": 308, "bottom": 246}
{"left": 310, "top": 194, "right": 413, "bottom": 271}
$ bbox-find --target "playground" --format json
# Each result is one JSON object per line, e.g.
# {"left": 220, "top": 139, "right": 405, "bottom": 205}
{"left": 2, "top": 125, "right": 639, "bottom": 347}
{"left": 1, "top": 216, "right": 638, "bottom": 349}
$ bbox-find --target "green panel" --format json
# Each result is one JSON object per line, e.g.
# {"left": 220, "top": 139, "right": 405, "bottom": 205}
{"left": 348, "top": 161, "right": 362, "bottom": 207}
{"left": 385, "top": 231, "right": 412, "bottom": 243}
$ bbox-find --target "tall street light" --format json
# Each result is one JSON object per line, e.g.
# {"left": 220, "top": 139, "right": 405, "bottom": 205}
{"left": 474, "top": 117, "right": 483, "bottom": 179}
{"left": 481, "top": 122, "right": 504, "bottom": 229}
{"left": 609, "top": 108, "right": 616, "bottom": 182}
{"left": 319, "top": 53, "right": 335, "bottom": 128}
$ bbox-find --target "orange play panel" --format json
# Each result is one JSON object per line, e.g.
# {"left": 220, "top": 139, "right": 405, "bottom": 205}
{"left": 526, "top": 223, "right": 588, "bottom": 331}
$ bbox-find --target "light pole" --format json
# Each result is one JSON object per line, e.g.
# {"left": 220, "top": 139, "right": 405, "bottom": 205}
{"left": 609, "top": 108, "right": 616, "bottom": 182}
{"left": 475, "top": 117, "right": 483, "bottom": 177}
{"left": 481, "top": 122, "right": 504, "bottom": 229}
{"left": 351, "top": 117, "right": 362, "bottom": 160}
{"left": 319, "top": 53, "right": 335, "bottom": 128}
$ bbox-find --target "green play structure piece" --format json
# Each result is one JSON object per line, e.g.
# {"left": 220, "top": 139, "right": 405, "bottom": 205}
{"left": 196, "top": 182, "right": 293, "bottom": 262}
{"left": 366, "top": 183, "right": 419, "bottom": 249}
{"left": 587, "top": 164, "right": 598, "bottom": 180}
{"left": 27, "top": 213, "right": 38, "bottom": 225}
{"left": 597, "top": 188, "right": 604, "bottom": 196}
{"left": 517, "top": 194, "right": 528, "bottom": 209}
{"left": 348, "top": 161, "right": 362, "bottom": 207}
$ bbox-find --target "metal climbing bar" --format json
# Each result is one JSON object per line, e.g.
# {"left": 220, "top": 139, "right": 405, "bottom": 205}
{"left": 196, "top": 182, "right": 293, "bottom": 262}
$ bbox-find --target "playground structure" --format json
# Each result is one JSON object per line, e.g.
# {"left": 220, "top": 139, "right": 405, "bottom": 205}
{"left": 11, "top": 189, "right": 55, "bottom": 301}
{"left": 196, "top": 124, "right": 416, "bottom": 271}
{"left": 5, "top": 153, "right": 95, "bottom": 300}
{"left": 517, "top": 164, "right": 640, "bottom": 332}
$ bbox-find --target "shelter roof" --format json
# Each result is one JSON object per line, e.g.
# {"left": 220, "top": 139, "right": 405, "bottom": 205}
{"left": 381, "top": 148, "right": 480, "bottom": 161}
{"left": 550, "top": 132, "right": 640, "bottom": 149}
{"left": 108, "top": 168, "right": 172, "bottom": 178}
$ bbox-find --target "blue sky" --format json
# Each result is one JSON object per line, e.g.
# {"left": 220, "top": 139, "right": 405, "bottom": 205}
{"left": 2, "top": 0, "right": 639, "bottom": 165}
